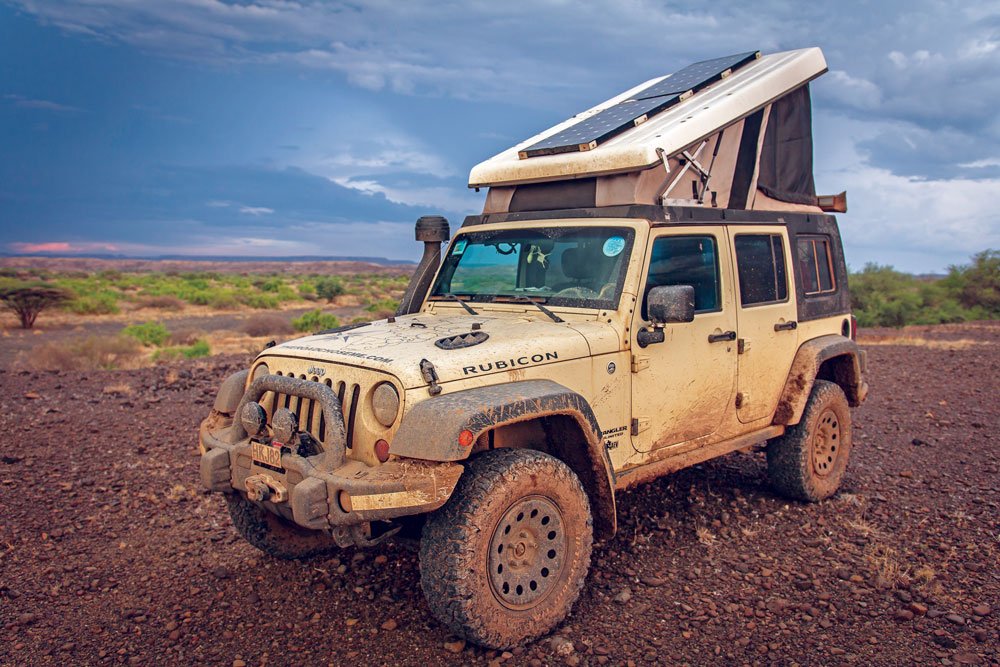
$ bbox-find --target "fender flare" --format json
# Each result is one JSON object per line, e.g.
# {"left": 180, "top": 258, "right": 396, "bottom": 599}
{"left": 390, "top": 379, "right": 617, "bottom": 538}
{"left": 773, "top": 335, "right": 867, "bottom": 426}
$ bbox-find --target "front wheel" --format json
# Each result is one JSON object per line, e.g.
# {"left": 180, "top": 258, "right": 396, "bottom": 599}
{"left": 767, "top": 379, "right": 853, "bottom": 501}
{"left": 419, "top": 449, "right": 593, "bottom": 649}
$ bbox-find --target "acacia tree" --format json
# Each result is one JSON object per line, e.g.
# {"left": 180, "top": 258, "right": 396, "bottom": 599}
{"left": 0, "top": 284, "right": 71, "bottom": 329}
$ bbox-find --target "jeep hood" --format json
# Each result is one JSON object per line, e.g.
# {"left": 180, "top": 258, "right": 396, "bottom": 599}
{"left": 261, "top": 312, "right": 605, "bottom": 389}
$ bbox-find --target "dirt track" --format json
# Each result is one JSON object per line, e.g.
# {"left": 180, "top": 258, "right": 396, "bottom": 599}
{"left": 1, "top": 324, "right": 997, "bottom": 666}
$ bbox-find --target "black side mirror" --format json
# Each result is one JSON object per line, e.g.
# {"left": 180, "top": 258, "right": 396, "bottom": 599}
{"left": 647, "top": 285, "right": 696, "bottom": 325}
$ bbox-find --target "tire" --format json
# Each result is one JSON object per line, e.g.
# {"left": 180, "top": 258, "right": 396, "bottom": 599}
{"left": 767, "top": 379, "right": 853, "bottom": 502}
{"left": 225, "top": 492, "right": 338, "bottom": 560}
{"left": 419, "top": 449, "right": 593, "bottom": 649}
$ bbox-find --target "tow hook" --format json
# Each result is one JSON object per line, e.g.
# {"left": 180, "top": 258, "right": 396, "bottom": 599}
{"left": 245, "top": 474, "right": 287, "bottom": 503}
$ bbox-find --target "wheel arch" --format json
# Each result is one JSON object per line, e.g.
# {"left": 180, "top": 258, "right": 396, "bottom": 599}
{"left": 773, "top": 335, "right": 867, "bottom": 426}
{"left": 390, "top": 380, "right": 617, "bottom": 539}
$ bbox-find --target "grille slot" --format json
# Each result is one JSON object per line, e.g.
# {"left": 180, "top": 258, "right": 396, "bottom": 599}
{"left": 260, "top": 370, "right": 364, "bottom": 451}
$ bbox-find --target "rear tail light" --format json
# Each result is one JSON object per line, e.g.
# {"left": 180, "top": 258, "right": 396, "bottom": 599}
{"left": 850, "top": 315, "right": 858, "bottom": 341}
{"left": 374, "top": 439, "right": 390, "bottom": 463}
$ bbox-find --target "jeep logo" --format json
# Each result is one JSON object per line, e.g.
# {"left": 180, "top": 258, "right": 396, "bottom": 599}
{"left": 306, "top": 366, "right": 326, "bottom": 377}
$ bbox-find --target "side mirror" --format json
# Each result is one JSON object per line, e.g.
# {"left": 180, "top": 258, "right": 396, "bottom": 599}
{"left": 647, "top": 285, "right": 695, "bottom": 325}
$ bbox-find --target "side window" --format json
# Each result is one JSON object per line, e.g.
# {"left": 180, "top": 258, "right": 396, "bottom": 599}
{"left": 642, "top": 235, "right": 720, "bottom": 319}
{"left": 797, "top": 235, "right": 836, "bottom": 295}
{"left": 734, "top": 234, "right": 788, "bottom": 306}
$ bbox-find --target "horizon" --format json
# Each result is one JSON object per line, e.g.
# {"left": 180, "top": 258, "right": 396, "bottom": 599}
{"left": 1, "top": 1, "right": 998, "bottom": 273}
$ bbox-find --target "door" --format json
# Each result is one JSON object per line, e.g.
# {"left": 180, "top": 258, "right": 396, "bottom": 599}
{"left": 728, "top": 228, "right": 799, "bottom": 423}
{"left": 630, "top": 228, "right": 738, "bottom": 452}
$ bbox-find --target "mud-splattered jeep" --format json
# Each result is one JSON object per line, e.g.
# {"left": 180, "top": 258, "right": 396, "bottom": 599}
{"left": 199, "top": 47, "right": 868, "bottom": 648}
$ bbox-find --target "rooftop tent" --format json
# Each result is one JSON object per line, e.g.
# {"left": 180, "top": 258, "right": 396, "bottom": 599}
{"left": 469, "top": 47, "right": 841, "bottom": 214}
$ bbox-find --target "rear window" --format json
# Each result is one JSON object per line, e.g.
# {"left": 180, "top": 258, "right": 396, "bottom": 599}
{"left": 734, "top": 234, "right": 788, "bottom": 306}
{"left": 797, "top": 235, "right": 836, "bottom": 295}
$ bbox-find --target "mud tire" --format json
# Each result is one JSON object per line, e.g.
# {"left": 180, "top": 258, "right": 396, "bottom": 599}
{"left": 225, "top": 492, "right": 338, "bottom": 560}
{"left": 419, "top": 449, "right": 593, "bottom": 649}
{"left": 767, "top": 379, "right": 853, "bottom": 502}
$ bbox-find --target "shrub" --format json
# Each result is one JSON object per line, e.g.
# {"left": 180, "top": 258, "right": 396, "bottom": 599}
{"left": 207, "top": 290, "right": 240, "bottom": 309}
{"left": 139, "top": 295, "right": 185, "bottom": 310}
{"left": 153, "top": 339, "right": 211, "bottom": 361}
{"left": 315, "top": 277, "right": 345, "bottom": 302}
{"left": 364, "top": 297, "right": 399, "bottom": 319}
{"left": 31, "top": 335, "right": 143, "bottom": 371}
{"left": 65, "top": 291, "right": 120, "bottom": 315}
{"left": 292, "top": 309, "right": 341, "bottom": 332}
{"left": 242, "top": 313, "right": 294, "bottom": 337}
{"left": 239, "top": 292, "right": 280, "bottom": 309}
{"left": 122, "top": 321, "right": 171, "bottom": 347}
{"left": 297, "top": 282, "right": 317, "bottom": 300}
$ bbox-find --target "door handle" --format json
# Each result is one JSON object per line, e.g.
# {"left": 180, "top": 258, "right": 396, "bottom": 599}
{"left": 774, "top": 321, "right": 798, "bottom": 332}
{"left": 708, "top": 330, "right": 736, "bottom": 343}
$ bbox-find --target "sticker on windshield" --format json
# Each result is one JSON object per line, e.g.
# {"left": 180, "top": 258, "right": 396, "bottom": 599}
{"left": 452, "top": 239, "right": 467, "bottom": 255}
{"left": 603, "top": 236, "right": 625, "bottom": 257}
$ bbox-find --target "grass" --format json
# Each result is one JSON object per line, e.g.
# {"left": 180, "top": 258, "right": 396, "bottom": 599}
{"left": 31, "top": 336, "right": 144, "bottom": 371}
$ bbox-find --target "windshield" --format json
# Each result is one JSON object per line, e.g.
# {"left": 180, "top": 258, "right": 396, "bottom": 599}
{"left": 430, "top": 226, "right": 634, "bottom": 309}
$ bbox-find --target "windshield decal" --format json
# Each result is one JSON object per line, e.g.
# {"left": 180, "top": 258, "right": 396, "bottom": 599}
{"left": 452, "top": 239, "right": 467, "bottom": 255}
{"left": 462, "top": 351, "right": 558, "bottom": 375}
{"left": 603, "top": 236, "right": 625, "bottom": 257}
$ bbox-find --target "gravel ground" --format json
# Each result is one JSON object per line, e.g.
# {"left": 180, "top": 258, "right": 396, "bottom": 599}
{"left": 0, "top": 324, "right": 997, "bottom": 666}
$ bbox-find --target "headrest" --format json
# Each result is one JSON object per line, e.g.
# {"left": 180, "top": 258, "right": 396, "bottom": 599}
{"left": 561, "top": 247, "right": 590, "bottom": 280}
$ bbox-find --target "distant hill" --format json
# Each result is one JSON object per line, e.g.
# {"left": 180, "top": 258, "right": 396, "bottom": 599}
{"left": 0, "top": 255, "right": 415, "bottom": 275}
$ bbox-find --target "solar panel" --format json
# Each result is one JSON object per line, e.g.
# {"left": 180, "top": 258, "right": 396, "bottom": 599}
{"left": 520, "top": 51, "right": 759, "bottom": 159}
{"left": 632, "top": 51, "right": 760, "bottom": 100}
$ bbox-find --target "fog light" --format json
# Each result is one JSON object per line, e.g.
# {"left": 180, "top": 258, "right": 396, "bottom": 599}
{"left": 272, "top": 408, "right": 298, "bottom": 446}
{"left": 458, "top": 429, "right": 475, "bottom": 447}
{"left": 240, "top": 402, "right": 267, "bottom": 436}
{"left": 374, "top": 439, "right": 390, "bottom": 463}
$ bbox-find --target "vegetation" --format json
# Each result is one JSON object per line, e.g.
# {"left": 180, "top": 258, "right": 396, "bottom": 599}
{"left": 122, "top": 321, "right": 171, "bottom": 347}
{"left": 849, "top": 250, "right": 999, "bottom": 327}
{"left": 0, "top": 283, "right": 71, "bottom": 328}
{"left": 0, "top": 269, "right": 408, "bottom": 317}
{"left": 32, "top": 336, "right": 143, "bottom": 371}
{"left": 292, "top": 309, "right": 341, "bottom": 333}
{"left": 153, "top": 339, "right": 211, "bottom": 361}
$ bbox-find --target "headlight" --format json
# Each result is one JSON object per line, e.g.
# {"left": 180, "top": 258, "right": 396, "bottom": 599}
{"left": 371, "top": 382, "right": 400, "bottom": 427}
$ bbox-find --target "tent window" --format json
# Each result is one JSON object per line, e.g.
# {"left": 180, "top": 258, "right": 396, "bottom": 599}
{"left": 797, "top": 235, "right": 836, "bottom": 296}
{"left": 734, "top": 234, "right": 788, "bottom": 306}
{"left": 642, "top": 235, "right": 720, "bottom": 319}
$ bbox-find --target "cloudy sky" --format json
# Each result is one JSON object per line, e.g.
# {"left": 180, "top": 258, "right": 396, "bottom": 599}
{"left": 0, "top": 1, "right": 997, "bottom": 271}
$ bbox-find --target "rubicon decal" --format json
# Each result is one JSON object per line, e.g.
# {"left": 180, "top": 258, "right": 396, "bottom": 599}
{"left": 463, "top": 351, "right": 558, "bottom": 375}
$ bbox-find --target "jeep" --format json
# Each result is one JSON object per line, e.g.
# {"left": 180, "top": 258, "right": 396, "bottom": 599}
{"left": 199, "top": 47, "right": 868, "bottom": 648}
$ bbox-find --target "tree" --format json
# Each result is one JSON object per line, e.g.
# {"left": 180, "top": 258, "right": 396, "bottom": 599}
{"left": 315, "top": 276, "right": 345, "bottom": 302}
{"left": 0, "top": 284, "right": 71, "bottom": 329}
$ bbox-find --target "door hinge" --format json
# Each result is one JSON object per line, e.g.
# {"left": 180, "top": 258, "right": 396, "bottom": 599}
{"left": 737, "top": 338, "right": 750, "bottom": 354}
{"left": 631, "top": 417, "right": 650, "bottom": 435}
{"left": 735, "top": 392, "right": 749, "bottom": 409}
{"left": 631, "top": 354, "right": 649, "bottom": 373}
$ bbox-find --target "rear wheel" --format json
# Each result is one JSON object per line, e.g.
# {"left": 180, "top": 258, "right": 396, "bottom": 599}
{"left": 419, "top": 449, "right": 593, "bottom": 649}
{"left": 225, "top": 492, "right": 338, "bottom": 560}
{"left": 767, "top": 379, "right": 853, "bottom": 501}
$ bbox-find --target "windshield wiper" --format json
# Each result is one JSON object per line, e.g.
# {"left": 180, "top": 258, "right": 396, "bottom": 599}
{"left": 442, "top": 293, "right": 478, "bottom": 315}
{"left": 495, "top": 295, "right": 563, "bottom": 323}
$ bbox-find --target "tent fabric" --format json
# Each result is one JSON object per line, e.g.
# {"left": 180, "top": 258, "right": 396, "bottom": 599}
{"left": 756, "top": 84, "right": 817, "bottom": 206}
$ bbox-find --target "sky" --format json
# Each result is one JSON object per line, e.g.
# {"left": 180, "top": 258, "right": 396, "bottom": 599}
{"left": 0, "top": 1, "right": 998, "bottom": 272}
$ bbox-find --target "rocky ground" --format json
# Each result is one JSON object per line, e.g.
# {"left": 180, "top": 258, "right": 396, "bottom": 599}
{"left": 0, "top": 324, "right": 997, "bottom": 666}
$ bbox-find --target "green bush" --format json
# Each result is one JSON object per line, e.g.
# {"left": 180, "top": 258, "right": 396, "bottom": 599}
{"left": 315, "top": 277, "right": 345, "bottom": 301}
{"left": 65, "top": 291, "right": 120, "bottom": 315}
{"left": 292, "top": 309, "right": 341, "bottom": 332}
{"left": 849, "top": 249, "right": 1000, "bottom": 327}
{"left": 122, "top": 321, "right": 171, "bottom": 347}
{"left": 153, "top": 339, "right": 211, "bottom": 361}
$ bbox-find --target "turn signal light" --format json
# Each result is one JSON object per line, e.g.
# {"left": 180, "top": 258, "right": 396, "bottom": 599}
{"left": 458, "top": 430, "right": 475, "bottom": 447}
{"left": 374, "top": 439, "right": 391, "bottom": 463}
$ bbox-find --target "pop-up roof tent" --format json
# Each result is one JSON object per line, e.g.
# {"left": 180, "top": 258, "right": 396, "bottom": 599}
{"left": 468, "top": 47, "right": 845, "bottom": 216}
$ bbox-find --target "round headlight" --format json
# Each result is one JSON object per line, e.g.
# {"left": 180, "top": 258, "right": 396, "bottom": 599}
{"left": 371, "top": 382, "right": 400, "bottom": 427}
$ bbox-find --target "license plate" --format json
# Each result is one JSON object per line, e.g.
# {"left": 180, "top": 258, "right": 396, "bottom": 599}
{"left": 251, "top": 442, "right": 283, "bottom": 470}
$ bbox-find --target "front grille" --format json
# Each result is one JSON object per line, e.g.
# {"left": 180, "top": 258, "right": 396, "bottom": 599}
{"left": 263, "top": 372, "right": 362, "bottom": 450}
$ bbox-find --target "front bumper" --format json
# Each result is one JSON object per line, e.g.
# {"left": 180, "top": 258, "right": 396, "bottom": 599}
{"left": 198, "top": 374, "right": 462, "bottom": 532}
